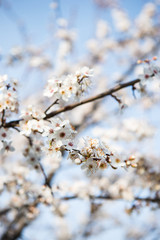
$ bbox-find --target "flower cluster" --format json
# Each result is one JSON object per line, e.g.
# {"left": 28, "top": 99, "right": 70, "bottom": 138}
{"left": 20, "top": 105, "right": 45, "bottom": 136}
{"left": 68, "top": 137, "right": 137, "bottom": 176}
{"left": 42, "top": 118, "right": 76, "bottom": 151}
{"left": 20, "top": 105, "right": 76, "bottom": 145}
{"left": 44, "top": 66, "right": 93, "bottom": 102}
{"left": 138, "top": 58, "right": 160, "bottom": 86}
{"left": 20, "top": 106, "right": 76, "bottom": 165}
{"left": 0, "top": 74, "right": 18, "bottom": 113}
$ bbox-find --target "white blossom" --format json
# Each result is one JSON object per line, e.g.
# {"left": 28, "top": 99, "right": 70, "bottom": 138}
{"left": 111, "top": 9, "right": 130, "bottom": 32}
{"left": 81, "top": 158, "right": 98, "bottom": 176}
{"left": 44, "top": 67, "right": 93, "bottom": 101}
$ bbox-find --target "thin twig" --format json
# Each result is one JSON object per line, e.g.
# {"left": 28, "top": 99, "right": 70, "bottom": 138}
{"left": 44, "top": 98, "right": 59, "bottom": 114}
{"left": 110, "top": 93, "right": 121, "bottom": 104}
{"left": 38, "top": 161, "right": 54, "bottom": 196}
{"left": 132, "top": 85, "right": 137, "bottom": 99}
{"left": 11, "top": 126, "right": 33, "bottom": 146}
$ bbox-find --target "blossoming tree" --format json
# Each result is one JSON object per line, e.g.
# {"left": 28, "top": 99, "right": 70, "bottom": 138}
{"left": 0, "top": 0, "right": 160, "bottom": 239}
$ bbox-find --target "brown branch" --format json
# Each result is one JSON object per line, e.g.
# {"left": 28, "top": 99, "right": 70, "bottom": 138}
{"left": 1, "top": 78, "right": 140, "bottom": 129}
{"left": 110, "top": 93, "right": 121, "bottom": 104}
{"left": 0, "top": 207, "right": 11, "bottom": 216}
{"left": 0, "top": 200, "right": 39, "bottom": 240}
{"left": 1, "top": 109, "right": 5, "bottom": 125}
{"left": 2, "top": 78, "right": 140, "bottom": 128}
{"left": 1, "top": 193, "right": 159, "bottom": 240}
{"left": 38, "top": 161, "right": 54, "bottom": 196}
{"left": 43, "top": 78, "right": 140, "bottom": 119}
{"left": 0, "top": 166, "right": 58, "bottom": 240}
{"left": 61, "top": 195, "right": 160, "bottom": 203}
{"left": 2, "top": 119, "right": 23, "bottom": 128}
{"left": 1, "top": 194, "right": 159, "bottom": 218}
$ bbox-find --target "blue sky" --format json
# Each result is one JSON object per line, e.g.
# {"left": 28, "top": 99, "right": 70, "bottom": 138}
{"left": 0, "top": 0, "right": 148, "bottom": 53}
{"left": 0, "top": 0, "right": 150, "bottom": 90}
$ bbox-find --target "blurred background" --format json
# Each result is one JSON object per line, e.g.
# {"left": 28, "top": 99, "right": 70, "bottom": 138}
{"left": 0, "top": 0, "right": 160, "bottom": 240}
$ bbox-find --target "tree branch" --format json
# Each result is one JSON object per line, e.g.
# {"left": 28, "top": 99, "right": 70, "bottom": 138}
{"left": 38, "top": 161, "right": 54, "bottom": 196}
{"left": 61, "top": 195, "right": 160, "bottom": 203}
{"left": 44, "top": 78, "right": 140, "bottom": 119}
{"left": 1, "top": 109, "right": 5, "bottom": 125}
{"left": 3, "top": 78, "right": 140, "bottom": 128}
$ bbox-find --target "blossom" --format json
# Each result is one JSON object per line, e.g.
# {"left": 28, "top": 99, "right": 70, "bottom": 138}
{"left": 68, "top": 150, "right": 80, "bottom": 163}
{"left": 43, "top": 140, "right": 62, "bottom": 158}
{"left": 0, "top": 128, "right": 10, "bottom": 140}
{"left": 43, "top": 77, "right": 61, "bottom": 98}
{"left": 44, "top": 67, "right": 93, "bottom": 101}
{"left": 28, "top": 119, "right": 45, "bottom": 133}
{"left": 20, "top": 107, "right": 46, "bottom": 136}
{"left": 68, "top": 137, "right": 137, "bottom": 175}
{"left": 0, "top": 74, "right": 8, "bottom": 88}
{"left": 53, "top": 126, "right": 74, "bottom": 146}
{"left": 150, "top": 64, "right": 160, "bottom": 79}
{"left": 43, "top": 118, "right": 76, "bottom": 146}
{"left": 98, "top": 159, "right": 108, "bottom": 169}
{"left": 81, "top": 158, "right": 98, "bottom": 176}
{"left": 20, "top": 120, "right": 33, "bottom": 136}
{"left": 1, "top": 141, "right": 15, "bottom": 154}
{"left": 110, "top": 153, "right": 125, "bottom": 169}
{"left": 138, "top": 66, "right": 154, "bottom": 85}
{"left": 138, "top": 60, "right": 160, "bottom": 95}
{"left": 125, "top": 155, "right": 137, "bottom": 168}
{"left": 20, "top": 105, "right": 45, "bottom": 120}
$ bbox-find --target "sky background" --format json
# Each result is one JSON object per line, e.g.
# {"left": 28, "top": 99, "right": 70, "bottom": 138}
{"left": 0, "top": 0, "right": 148, "bottom": 53}
{"left": 0, "top": 0, "right": 151, "bottom": 97}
